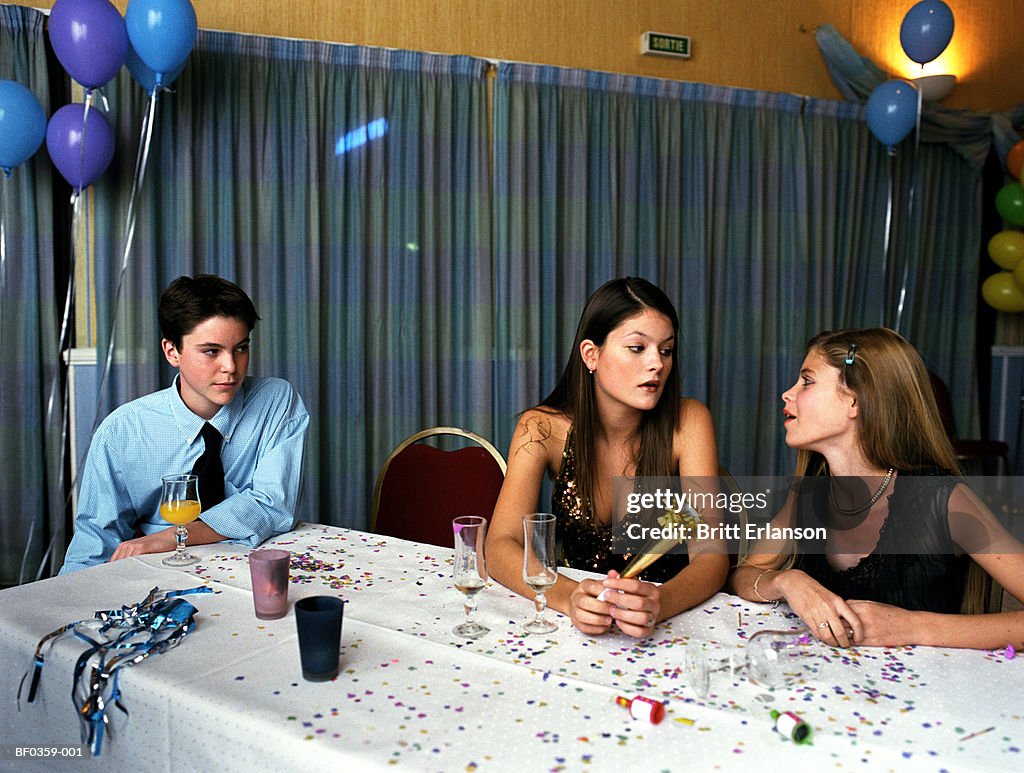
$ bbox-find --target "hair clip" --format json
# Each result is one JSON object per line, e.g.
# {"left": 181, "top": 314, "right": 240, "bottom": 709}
{"left": 844, "top": 343, "right": 859, "bottom": 367}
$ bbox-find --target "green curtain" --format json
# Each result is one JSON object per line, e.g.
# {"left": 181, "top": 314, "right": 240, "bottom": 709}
{"left": 89, "top": 32, "right": 493, "bottom": 531}
{"left": 491, "top": 63, "right": 983, "bottom": 477}
{"left": 0, "top": 5, "right": 61, "bottom": 583}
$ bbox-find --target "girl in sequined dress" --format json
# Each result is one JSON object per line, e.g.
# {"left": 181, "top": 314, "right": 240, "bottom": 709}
{"left": 486, "top": 277, "right": 729, "bottom": 637}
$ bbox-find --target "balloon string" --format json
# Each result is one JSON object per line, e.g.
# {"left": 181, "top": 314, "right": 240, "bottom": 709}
{"left": 894, "top": 90, "right": 923, "bottom": 334}
{"left": 0, "top": 175, "right": 6, "bottom": 295}
{"left": 880, "top": 154, "right": 894, "bottom": 326}
{"left": 94, "top": 87, "right": 110, "bottom": 115}
{"left": 90, "top": 88, "right": 159, "bottom": 440}
{"left": 20, "top": 191, "right": 79, "bottom": 584}
{"left": 79, "top": 91, "right": 94, "bottom": 194}
{"left": 33, "top": 367, "right": 72, "bottom": 581}
{"left": 43, "top": 190, "right": 77, "bottom": 479}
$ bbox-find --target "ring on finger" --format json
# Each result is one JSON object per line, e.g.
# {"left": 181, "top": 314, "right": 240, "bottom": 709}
{"left": 817, "top": 621, "right": 829, "bottom": 629}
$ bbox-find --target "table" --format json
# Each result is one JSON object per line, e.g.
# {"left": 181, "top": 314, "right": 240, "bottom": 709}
{"left": 1, "top": 523, "right": 1021, "bottom": 772}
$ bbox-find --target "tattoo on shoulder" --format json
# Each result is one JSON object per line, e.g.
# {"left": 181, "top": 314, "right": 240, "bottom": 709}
{"left": 515, "top": 414, "right": 555, "bottom": 458}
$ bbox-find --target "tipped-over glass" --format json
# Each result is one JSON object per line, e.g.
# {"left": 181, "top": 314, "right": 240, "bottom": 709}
{"left": 685, "top": 629, "right": 822, "bottom": 699}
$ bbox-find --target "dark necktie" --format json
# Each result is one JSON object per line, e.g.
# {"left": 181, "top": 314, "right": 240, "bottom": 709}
{"left": 192, "top": 423, "right": 225, "bottom": 509}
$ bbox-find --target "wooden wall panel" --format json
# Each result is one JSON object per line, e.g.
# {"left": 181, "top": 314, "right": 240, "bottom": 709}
{"left": 36, "top": 1, "right": 1024, "bottom": 111}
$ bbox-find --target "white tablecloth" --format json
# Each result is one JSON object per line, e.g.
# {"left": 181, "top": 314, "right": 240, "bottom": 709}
{"left": 1, "top": 522, "right": 1021, "bottom": 771}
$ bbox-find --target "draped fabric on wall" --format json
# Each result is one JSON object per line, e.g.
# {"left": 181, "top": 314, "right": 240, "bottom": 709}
{"left": 0, "top": 6, "right": 61, "bottom": 583}
{"left": 89, "top": 31, "right": 492, "bottom": 530}
{"left": 491, "top": 63, "right": 982, "bottom": 476}
{"left": 0, "top": 19, "right": 995, "bottom": 578}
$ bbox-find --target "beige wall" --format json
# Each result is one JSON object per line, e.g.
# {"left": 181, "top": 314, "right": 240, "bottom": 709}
{"left": 37, "top": 1, "right": 1024, "bottom": 112}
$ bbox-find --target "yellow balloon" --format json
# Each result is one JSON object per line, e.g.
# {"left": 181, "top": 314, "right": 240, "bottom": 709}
{"left": 988, "top": 230, "right": 1024, "bottom": 270}
{"left": 1013, "top": 257, "right": 1024, "bottom": 292}
{"left": 982, "top": 272, "right": 1024, "bottom": 313}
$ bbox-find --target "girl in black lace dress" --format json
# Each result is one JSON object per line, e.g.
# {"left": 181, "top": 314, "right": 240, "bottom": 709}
{"left": 486, "top": 278, "right": 728, "bottom": 638}
{"left": 732, "top": 328, "right": 1024, "bottom": 649}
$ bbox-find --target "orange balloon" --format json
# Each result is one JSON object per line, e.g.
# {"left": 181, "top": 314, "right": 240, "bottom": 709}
{"left": 1009, "top": 140, "right": 1024, "bottom": 180}
{"left": 982, "top": 272, "right": 1024, "bottom": 313}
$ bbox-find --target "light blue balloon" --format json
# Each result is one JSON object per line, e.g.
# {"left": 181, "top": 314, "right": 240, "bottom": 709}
{"left": 125, "top": 0, "right": 197, "bottom": 82}
{"left": 0, "top": 80, "right": 47, "bottom": 171}
{"left": 125, "top": 41, "right": 186, "bottom": 94}
{"left": 900, "top": 0, "right": 955, "bottom": 65}
{"left": 866, "top": 80, "right": 919, "bottom": 151}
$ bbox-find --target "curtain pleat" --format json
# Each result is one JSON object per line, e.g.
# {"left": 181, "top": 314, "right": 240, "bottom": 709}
{"left": 492, "top": 62, "right": 983, "bottom": 476}
{"left": 0, "top": 5, "right": 61, "bottom": 583}
{"left": 0, "top": 17, "right": 1006, "bottom": 574}
{"left": 90, "top": 32, "right": 492, "bottom": 531}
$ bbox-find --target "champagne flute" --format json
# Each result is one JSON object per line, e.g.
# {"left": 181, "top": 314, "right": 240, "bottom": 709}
{"left": 160, "top": 473, "right": 201, "bottom": 567}
{"left": 452, "top": 516, "right": 490, "bottom": 639}
{"left": 522, "top": 512, "right": 558, "bottom": 634}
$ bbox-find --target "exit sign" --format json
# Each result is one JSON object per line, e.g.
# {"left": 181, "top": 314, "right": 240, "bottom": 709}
{"left": 641, "top": 32, "right": 691, "bottom": 59}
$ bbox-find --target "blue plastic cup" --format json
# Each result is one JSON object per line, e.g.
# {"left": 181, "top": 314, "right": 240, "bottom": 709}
{"left": 294, "top": 596, "right": 343, "bottom": 681}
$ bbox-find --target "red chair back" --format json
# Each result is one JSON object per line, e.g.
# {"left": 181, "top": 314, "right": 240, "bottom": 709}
{"left": 372, "top": 431, "right": 505, "bottom": 548}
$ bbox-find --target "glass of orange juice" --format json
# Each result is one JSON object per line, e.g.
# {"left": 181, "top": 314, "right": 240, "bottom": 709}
{"left": 160, "top": 473, "right": 201, "bottom": 567}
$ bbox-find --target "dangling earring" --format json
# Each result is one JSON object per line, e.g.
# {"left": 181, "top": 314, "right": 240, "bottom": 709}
{"left": 588, "top": 368, "right": 595, "bottom": 375}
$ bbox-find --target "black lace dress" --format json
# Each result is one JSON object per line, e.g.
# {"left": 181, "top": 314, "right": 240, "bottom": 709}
{"left": 793, "top": 472, "right": 967, "bottom": 612}
{"left": 551, "top": 429, "right": 689, "bottom": 584}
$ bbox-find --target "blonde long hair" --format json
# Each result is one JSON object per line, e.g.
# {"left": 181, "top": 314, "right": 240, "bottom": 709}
{"left": 794, "top": 328, "right": 960, "bottom": 476}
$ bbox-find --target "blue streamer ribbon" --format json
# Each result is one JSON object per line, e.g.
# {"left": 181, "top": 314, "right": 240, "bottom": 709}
{"left": 19, "top": 585, "right": 212, "bottom": 756}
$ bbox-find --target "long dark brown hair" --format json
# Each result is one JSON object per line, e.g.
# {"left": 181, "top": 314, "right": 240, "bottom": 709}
{"left": 795, "top": 327, "right": 959, "bottom": 476}
{"left": 541, "top": 277, "right": 681, "bottom": 514}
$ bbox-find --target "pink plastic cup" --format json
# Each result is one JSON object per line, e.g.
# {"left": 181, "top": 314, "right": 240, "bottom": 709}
{"left": 249, "top": 549, "right": 290, "bottom": 619}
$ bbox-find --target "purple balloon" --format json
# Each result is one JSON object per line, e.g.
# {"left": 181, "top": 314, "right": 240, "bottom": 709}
{"left": 48, "top": 0, "right": 129, "bottom": 90}
{"left": 45, "top": 103, "right": 116, "bottom": 190}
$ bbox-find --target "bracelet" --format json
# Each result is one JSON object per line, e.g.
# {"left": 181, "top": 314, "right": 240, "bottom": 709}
{"left": 752, "top": 569, "right": 780, "bottom": 607}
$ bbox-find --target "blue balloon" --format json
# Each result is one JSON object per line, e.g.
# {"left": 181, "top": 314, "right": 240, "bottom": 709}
{"left": 125, "top": 0, "right": 197, "bottom": 83}
{"left": 900, "top": 0, "right": 955, "bottom": 65}
{"left": 0, "top": 80, "right": 47, "bottom": 171}
{"left": 866, "top": 80, "right": 920, "bottom": 151}
{"left": 125, "top": 41, "right": 186, "bottom": 93}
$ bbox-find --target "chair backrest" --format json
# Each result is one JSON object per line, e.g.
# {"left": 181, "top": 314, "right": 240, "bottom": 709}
{"left": 371, "top": 427, "right": 507, "bottom": 548}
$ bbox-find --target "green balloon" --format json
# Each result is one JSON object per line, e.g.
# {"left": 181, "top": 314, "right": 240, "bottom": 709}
{"left": 996, "top": 182, "right": 1024, "bottom": 227}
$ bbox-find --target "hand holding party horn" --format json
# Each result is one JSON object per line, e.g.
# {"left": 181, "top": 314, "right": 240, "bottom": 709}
{"left": 620, "top": 505, "right": 702, "bottom": 579}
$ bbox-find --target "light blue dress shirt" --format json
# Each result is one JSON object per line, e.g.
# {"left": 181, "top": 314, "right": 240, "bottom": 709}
{"left": 60, "top": 375, "right": 309, "bottom": 574}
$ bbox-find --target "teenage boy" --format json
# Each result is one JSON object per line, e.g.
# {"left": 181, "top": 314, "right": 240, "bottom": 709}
{"left": 60, "top": 275, "right": 309, "bottom": 574}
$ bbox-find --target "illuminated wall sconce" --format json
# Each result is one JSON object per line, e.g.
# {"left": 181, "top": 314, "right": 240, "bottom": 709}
{"left": 912, "top": 73, "right": 956, "bottom": 102}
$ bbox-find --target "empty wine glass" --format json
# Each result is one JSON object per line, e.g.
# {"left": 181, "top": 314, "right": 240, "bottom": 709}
{"left": 452, "top": 516, "right": 490, "bottom": 639}
{"left": 522, "top": 512, "right": 558, "bottom": 634}
{"left": 744, "top": 629, "right": 821, "bottom": 689}
{"left": 160, "top": 473, "right": 201, "bottom": 567}
{"left": 684, "top": 629, "right": 819, "bottom": 699}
